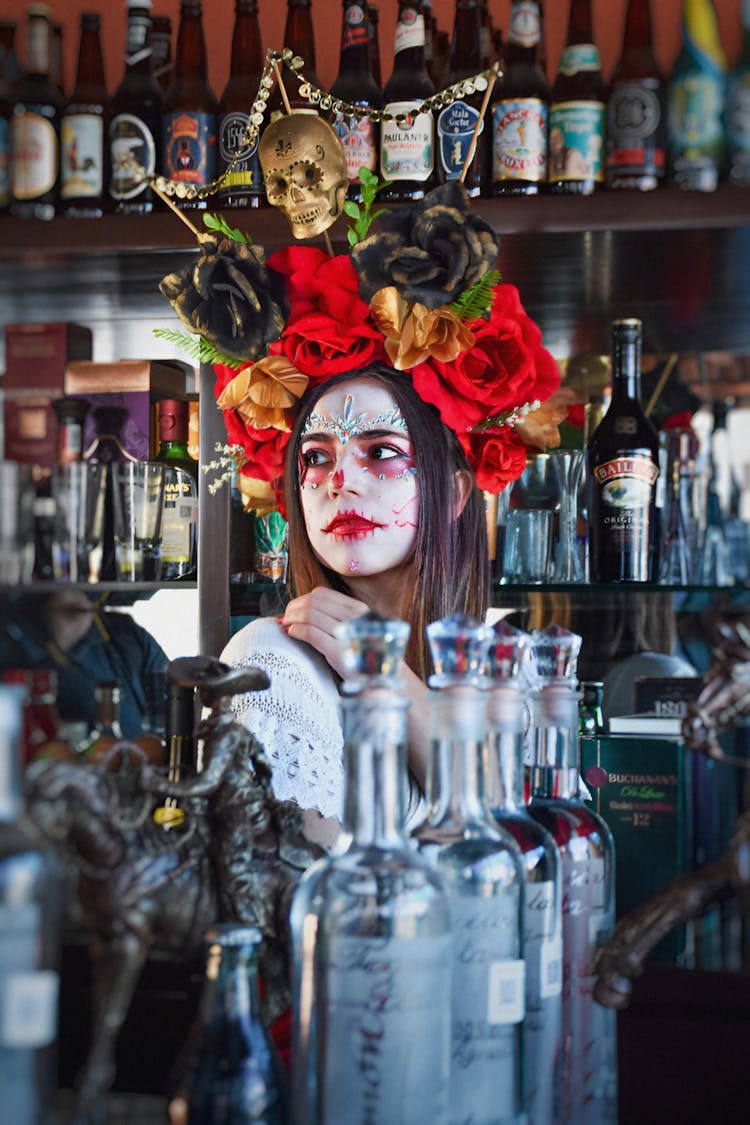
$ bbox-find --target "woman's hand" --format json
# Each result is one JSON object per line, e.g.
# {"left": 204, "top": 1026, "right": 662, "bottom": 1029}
{"left": 281, "top": 587, "right": 370, "bottom": 680}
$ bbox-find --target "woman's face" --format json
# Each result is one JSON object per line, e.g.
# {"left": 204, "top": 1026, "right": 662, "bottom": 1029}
{"left": 298, "top": 378, "right": 419, "bottom": 580}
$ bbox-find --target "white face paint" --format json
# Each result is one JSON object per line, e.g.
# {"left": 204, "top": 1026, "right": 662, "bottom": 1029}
{"left": 298, "top": 379, "right": 419, "bottom": 582}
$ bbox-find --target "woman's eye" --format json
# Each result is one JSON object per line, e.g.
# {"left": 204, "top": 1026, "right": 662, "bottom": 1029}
{"left": 370, "top": 444, "right": 403, "bottom": 461}
{"left": 302, "top": 449, "right": 329, "bottom": 468}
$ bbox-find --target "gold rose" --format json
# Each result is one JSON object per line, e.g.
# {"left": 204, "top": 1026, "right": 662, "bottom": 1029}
{"left": 370, "top": 286, "right": 475, "bottom": 371}
{"left": 216, "top": 356, "right": 309, "bottom": 432}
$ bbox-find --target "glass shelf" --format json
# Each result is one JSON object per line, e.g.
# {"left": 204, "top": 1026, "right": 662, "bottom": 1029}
{"left": 1, "top": 581, "right": 197, "bottom": 606}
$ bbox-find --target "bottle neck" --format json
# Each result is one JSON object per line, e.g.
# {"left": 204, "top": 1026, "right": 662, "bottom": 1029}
{"left": 124, "top": 8, "right": 153, "bottom": 77}
{"left": 72, "top": 23, "right": 106, "bottom": 95}
{"left": 621, "top": 0, "right": 653, "bottom": 51}
{"left": 175, "top": 7, "right": 208, "bottom": 80}
{"left": 341, "top": 689, "right": 410, "bottom": 847}
{"left": 26, "top": 12, "right": 51, "bottom": 77}
{"left": 285, "top": 0, "right": 317, "bottom": 71}
{"left": 485, "top": 685, "right": 526, "bottom": 812}
{"left": 507, "top": 1, "right": 542, "bottom": 66}
{"left": 203, "top": 936, "right": 263, "bottom": 1030}
{"left": 450, "top": 0, "right": 482, "bottom": 77}
{"left": 529, "top": 685, "right": 581, "bottom": 802}
{"left": 338, "top": 2, "right": 372, "bottom": 77}
{"left": 392, "top": 3, "right": 428, "bottom": 72}
{"left": 610, "top": 323, "right": 643, "bottom": 402}
{"left": 230, "top": 7, "right": 263, "bottom": 78}
{"left": 424, "top": 686, "right": 491, "bottom": 829}
{"left": 566, "top": 0, "right": 595, "bottom": 44}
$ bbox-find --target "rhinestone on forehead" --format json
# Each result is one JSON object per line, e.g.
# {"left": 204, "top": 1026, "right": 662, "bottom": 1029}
{"left": 302, "top": 392, "right": 408, "bottom": 443}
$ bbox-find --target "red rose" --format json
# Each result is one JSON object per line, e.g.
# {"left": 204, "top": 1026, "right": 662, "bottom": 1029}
{"left": 222, "top": 406, "right": 290, "bottom": 483}
{"left": 412, "top": 284, "right": 560, "bottom": 433}
{"left": 269, "top": 315, "right": 387, "bottom": 381}
{"left": 268, "top": 247, "right": 369, "bottom": 324}
{"left": 459, "top": 428, "right": 528, "bottom": 493}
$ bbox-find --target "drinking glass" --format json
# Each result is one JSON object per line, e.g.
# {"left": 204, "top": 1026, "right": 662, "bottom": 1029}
{"left": 0, "top": 460, "right": 35, "bottom": 585}
{"left": 549, "top": 449, "right": 586, "bottom": 583}
{"left": 51, "top": 461, "right": 107, "bottom": 583}
{"left": 504, "top": 508, "right": 553, "bottom": 584}
{"left": 111, "top": 462, "right": 166, "bottom": 581}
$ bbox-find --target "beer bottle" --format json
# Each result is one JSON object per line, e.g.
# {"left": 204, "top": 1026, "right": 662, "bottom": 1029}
{"left": 606, "top": 0, "right": 666, "bottom": 191}
{"left": 367, "top": 3, "right": 382, "bottom": 88}
{"left": 380, "top": 0, "right": 435, "bottom": 200}
{"left": 10, "top": 3, "right": 63, "bottom": 220}
{"left": 436, "top": 0, "right": 483, "bottom": 196}
{"left": 0, "top": 21, "right": 22, "bottom": 88}
{"left": 269, "top": 0, "right": 321, "bottom": 118}
{"left": 51, "top": 21, "right": 64, "bottom": 95}
{"left": 61, "top": 13, "right": 110, "bottom": 217}
{"left": 331, "top": 0, "right": 382, "bottom": 198}
{"left": 667, "top": 0, "right": 727, "bottom": 192}
{"left": 548, "top": 0, "right": 606, "bottom": 194}
{"left": 0, "top": 21, "right": 18, "bottom": 212}
{"left": 150, "top": 14, "right": 173, "bottom": 94}
{"left": 163, "top": 0, "right": 218, "bottom": 209}
{"left": 109, "top": 0, "right": 163, "bottom": 214}
{"left": 479, "top": 0, "right": 494, "bottom": 69}
{"left": 216, "top": 0, "right": 265, "bottom": 210}
{"left": 727, "top": 0, "right": 750, "bottom": 187}
{"left": 490, "top": 0, "right": 550, "bottom": 196}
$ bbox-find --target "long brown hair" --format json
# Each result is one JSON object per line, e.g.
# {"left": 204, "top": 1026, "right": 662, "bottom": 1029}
{"left": 284, "top": 365, "right": 490, "bottom": 680}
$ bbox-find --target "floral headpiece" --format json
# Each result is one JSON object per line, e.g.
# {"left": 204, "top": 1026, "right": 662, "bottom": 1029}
{"left": 159, "top": 156, "right": 564, "bottom": 517}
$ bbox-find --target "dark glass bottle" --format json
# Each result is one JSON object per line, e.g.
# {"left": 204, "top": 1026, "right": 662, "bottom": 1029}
{"left": 490, "top": 0, "right": 550, "bottom": 196}
{"left": 154, "top": 398, "right": 199, "bottom": 581}
{"left": 667, "top": 0, "right": 727, "bottom": 192}
{"left": 150, "top": 13, "right": 173, "bottom": 94}
{"left": 163, "top": 0, "right": 218, "bottom": 209}
{"left": 606, "top": 0, "right": 666, "bottom": 191}
{"left": 587, "top": 318, "right": 661, "bottom": 583}
{"left": 269, "top": 0, "right": 321, "bottom": 118}
{"left": 331, "top": 0, "right": 382, "bottom": 198}
{"left": 727, "top": 0, "right": 750, "bottom": 187}
{"left": 60, "top": 13, "right": 110, "bottom": 217}
{"left": 436, "top": 0, "right": 483, "bottom": 196}
{"left": 479, "top": 0, "right": 494, "bottom": 68}
{"left": 367, "top": 2, "right": 382, "bottom": 88}
{"left": 109, "top": 0, "right": 163, "bottom": 214}
{"left": 10, "top": 3, "right": 63, "bottom": 220}
{"left": 51, "top": 21, "right": 64, "bottom": 95}
{"left": 380, "top": 0, "right": 436, "bottom": 199}
{"left": 216, "top": 0, "right": 265, "bottom": 209}
{"left": 0, "top": 23, "right": 20, "bottom": 210}
{"left": 547, "top": 0, "right": 606, "bottom": 194}
{"left": 0, "top": 21, "right": 22, "bottom": 89}
{"left": 52, "top": 395, "right": 89, "bottom": 463}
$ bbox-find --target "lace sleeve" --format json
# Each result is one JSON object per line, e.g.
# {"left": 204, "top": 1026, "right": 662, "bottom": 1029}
{"left": 221, "top": 618, "right": 344, "bottom": 822}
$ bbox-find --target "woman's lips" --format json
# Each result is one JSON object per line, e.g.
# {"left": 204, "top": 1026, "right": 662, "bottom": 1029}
{"left": 323, "top": 512, "right": 385, "bottom": 538}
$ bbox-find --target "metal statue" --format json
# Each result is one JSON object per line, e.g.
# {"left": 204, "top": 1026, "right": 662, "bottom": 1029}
{"left": 258, "top": 113, "right": 348, "bottom": 239}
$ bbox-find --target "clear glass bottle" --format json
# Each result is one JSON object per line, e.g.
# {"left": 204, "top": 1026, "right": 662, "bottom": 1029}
{"left": 154, "top": 398, "right": 199, "bottom": 581}
{"left": 484, "top": 620, "right": 563, "bottom": 1125}
{"left": 413, "top": 613, "right": 525, "bottom": 1125}
{"left": 162, "top": 0, "right": 218, "bottom": 208}
{"left": 109, "top": 0, "right": 163, "bottom": 213}
{"left": 60, "top": 12, "right": 110, "bottom": 217}
{"left": 667, "top": 0, "right": 727, "bottom": 192}
{"left": 290, "top": 612, "right": 452, "bottom": 1124}
{"left": 380, "top": 0, "right": 436, "bottom": 200}
{"left": 527, "top": 626, "right": 617, "bottom": 1125}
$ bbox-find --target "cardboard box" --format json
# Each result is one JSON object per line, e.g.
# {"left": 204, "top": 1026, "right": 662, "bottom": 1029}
{"left": 3, "top": 392, "right": 57, "bottom": 468}
{"left": 5, "top": 322, "right": 92, "bottom": 391}
{"left": 64, "top": 359, "right": 192, "bottom": 396}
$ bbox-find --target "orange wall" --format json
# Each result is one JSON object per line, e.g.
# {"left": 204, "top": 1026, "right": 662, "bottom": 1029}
{"left": 1, "top": 0, "right": 743, "bottom": 102}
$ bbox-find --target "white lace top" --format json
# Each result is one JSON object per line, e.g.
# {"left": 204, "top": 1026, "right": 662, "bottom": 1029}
{"left": 220, "top": 617, "right": 345, "bottom": 821}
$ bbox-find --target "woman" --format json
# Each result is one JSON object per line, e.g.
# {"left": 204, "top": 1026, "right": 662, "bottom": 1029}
{"left": 222, "top": 363, "right": 490, "bottom": 849}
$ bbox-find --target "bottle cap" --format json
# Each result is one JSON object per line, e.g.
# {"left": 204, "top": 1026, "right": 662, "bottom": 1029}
{"left": 336, "top": 611, "right": 410, "bottom": 691}
{"left": 484, "top": 620, "right": 529, "bottom": 684}
{"left": 527, "top": 624, "right": 582, "bottom": 686}
{"left": 426, "top": 612, "right": 492, "bottom": 689}
{"left": 158, "top": 398, "right": 188, "bottom": 441}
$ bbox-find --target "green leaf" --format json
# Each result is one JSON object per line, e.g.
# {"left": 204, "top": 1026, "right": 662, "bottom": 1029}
{"left": 343, "top": 199, "right": 361, "bottom": 219}
{"left": 347, "top": 228, "right": 358, "bottom": 248}
{"left": 202, "top": 211, "right": 252, "bottom": 244}
{"left": 345, "top": 171, "right": 392, "bottom": 246}
{"left": 152, "top": 327, "right": 244, "bottom": 369}
{"left": 449, "top": 269, "right": 502, "bottom": 322}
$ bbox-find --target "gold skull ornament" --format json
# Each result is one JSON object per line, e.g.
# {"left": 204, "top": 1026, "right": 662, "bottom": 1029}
{"left": 259, "top": 114, "right": 349, "bottom": 240}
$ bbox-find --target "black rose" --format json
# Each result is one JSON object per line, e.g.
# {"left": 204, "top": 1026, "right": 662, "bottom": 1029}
{"left": 351, "top": 181, "right": 499, "bottom": 310}
{"left": 159, "top": 233, "right": 286, "bottom": 362}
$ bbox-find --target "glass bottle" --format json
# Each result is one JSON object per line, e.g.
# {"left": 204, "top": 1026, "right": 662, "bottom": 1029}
{"left": 169, "top": 924, "right": 288, "bottom": 1125}
{"left": 269, "top": 0, "right": 321, "bottom": 118}
{"left": 484, "top": 621, "right": 563, "bottom": 1125}
{"left": 83, "top": 680, "right": 126, "bottom": 766}
{"left": 60, "top": 12, "right": 110, "bottom": 217}
{"left": 331, "top": 0, "right": 382, "bottom": 199}
{"left": 109, "top": 0, "right": 163, "bottom": 214}
{"left": 659, "top": 428, "right": 693, "bottom": 584}
{"left": 578, "top": 679, "right": 605, "bottom": 737}
{"left": 50, "top": 20, "right": 64, "bottom": 95}
{"left": 667, "top": 0, "right": 727, "bottom": 192}
{"left": 586, "top": 318, "right": 661, "bottom": 583}
{"left": 547, "top": 0, "right": 606, "bottom": 195}
{"left": 216, "top": 0, "right": 265, "bottom": 210}
{"left": 2, "top": 667, "right": 71, "bottom": 766}
{"left": 0, "top": 683, "right": 63, "bottom": 1125}
{"left": 479, "top": 0, "right": 494, "bottom": 69}
{"left": 606, "top": 0, "right": 666, "bottom": 191}
{"left": 153, "top": 678, "right": 193, "bottom": 828}
{"left": 380, "top": 0, "right": 436, "bottom": 200}
{"left": 52, "top": 395, "right": 89, "bottom": 464}
{"left": 367, "top": 2, "right": 382, "bottom": 88}
{"left": 436, "top": 0, "right": 484, "bottom": 196}
{"left": 0, "top": 20, "right": 20, "bottom": 212}
{"left": 0, "top": 21, "right": 22, "bottom": 89}
{"left": 162, "top": 0, "right": 218, "bottom": 209}
{"left": 154, "top": 398, "right": 199, "bottom": 581}
{"left": 290, "top": 612, "right": 452, "bottom": 1124}
{"left": 150, "top": 13, "right": 173, "bottom": 95}
{"left": 727, "top": 0, "right": 750, "bottom": 187}
{"left": 490, "top": 0, "right": 550, "bottom": 196}
{"left": 9, "top": 2, "right": 63, "bottom": 220}
{"left": 412, "top": 613, "right": 525, "bottom": 1125}
{"left": 526, "top": 626, "right": 617, "bottom": 1125}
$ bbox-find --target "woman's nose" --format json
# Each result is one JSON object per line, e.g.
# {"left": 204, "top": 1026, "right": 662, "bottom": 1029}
{"left": 327, "top": 451, "right": 361, "bottom": 495}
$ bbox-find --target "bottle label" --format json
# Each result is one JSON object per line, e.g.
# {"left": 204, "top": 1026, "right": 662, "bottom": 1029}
{"left": 381, "top": 101, "right": 434, "bottom": 181}
{"left": 125, "top": 13, "right": 152, "bottom": 65}
{"left": 61, "top": 114, "right": 104, "bottom": 198}
{"left": 322, "top": 932, "right": 451, "bottom": 1122}
{"left": 161, "top": 469, "right": 197, "bottom": 565}
{"left": 333, "top": 111, "right": 378, "bottom": 179}
{"left": 394, "top": 10, "right": 425, "bottom": 55}
{"left": 525, "top": 881, "right": 562, "bottom": 1001}
{"left": 0, "top": 118, "right": 9, "bottom": 208}
{"left": 164, "top": 112, "right": 217, "bottom": 187}
{"left": 10, "top": 113, "right": 57, "bottom": 199}
{"left": 218, "top": 112, "right": 262, "bottom": 193}
{"left": 343, "top": 3, "right": 369, "bottom": 49}
{"left": 557, "top": 43, "right": 601, "bottom": 76}
{"left": 524, "top": 881, "right": 563, "bottom": 1125}
{"left": 668, "top": 72, "right": 724, "bottom": 152}
{"left": 0, "top": 904, "right": 59, "bottom": 1049}
{"left": 607, "top": 80, "right": 665, "bottom": 177}
{"left": 508, "top": 2, "right": 541, "bottom": 48}
{"left": 492, "top": 98, "right": 548, "bottom": 181}
{"left": 109, "top": 113, "right": 157, "bottom": 200}
{"left": 549, "top": 100, "right": 605, "bottom": 182}
{"left": 437, "top": 101, "right": 482, "bottom": 179}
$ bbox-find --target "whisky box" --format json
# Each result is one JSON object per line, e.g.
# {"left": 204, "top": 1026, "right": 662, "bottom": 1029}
{"left": 581, "top": 735, "right": 693, "bottom": 963}
{"left": 5, "top": 322, "right": 92, "bottom": 391}
{"left": 3, "top": 392, "right": 57, "bottom": 467}
{"left": 64, "top": 358, "right": 193, "bottom": 396}
{"left": 633, "top": 675, "right": 703, "bottom": 716}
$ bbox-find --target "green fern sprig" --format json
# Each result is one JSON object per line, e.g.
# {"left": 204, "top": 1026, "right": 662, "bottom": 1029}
{"left": 153, "top": 327, "right": 245, "bottom": 369}
{"left": 202, "top": 211, "right": 253, "bottom": 244}
{"left": 450, "top": 268, "right": 501, "bottom": 322}
{"left": 344, "top": 167, "right": 392, "bottom": 248}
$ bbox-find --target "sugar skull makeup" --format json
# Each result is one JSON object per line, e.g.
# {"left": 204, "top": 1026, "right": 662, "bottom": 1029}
{"left": 298, "top": 380, "right": 419, "bottom": 582}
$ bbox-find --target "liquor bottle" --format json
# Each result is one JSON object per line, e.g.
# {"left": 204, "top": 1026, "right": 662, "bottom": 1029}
{"left": 526, "top": 626, "right": 617, "bottom": 1125}
{"left": 484, "top": 621, "right": 563, "bottom": 1125}
{"left": 727, "top": 0, "right": 750, "bottom": 186}
{"left": 109, "top": 0, "right": 163, "bottom": 214}
{"left": 436, "top": 0, "right": 483, "bottom": 196}
{"left": 163, "top": 0, "right": 218, "bottom": 208}
{"left": 578, "top": 679, "right": 605, "bottom": 736}
{"left": 331, "top": 0, "right": 382, "bottom": 198}
{"left": 216, "top": 0, "right": 265, "bottom": 210}
{"left": 367, "top": 3, "right": 382, "bottom": 88}
{"left": 60, "top": 12, "right": 110, "bottom": 217}
{"left": 606, "top": 0, "right": 666, "bottom": 191}
{"left": 52, "top": 395, "right": 89, "bottom": 464}
{"left": 9, "top": 3, "right": 63, "bottom": 220}
{"left": 169, "top": 924, "right": 288, "bottom": 1125}
{"left": 380, "top": 0, "right": 436, "bottom": 200}
{"left": 490, "top": 0, "right": 550, "bottom": 196}
{"left": 154, "top": 398, "right": 199, "bottom": 581}
{"left": 412, "top": 614, "right": 525, "bottom": 1124}
{"left": 290, "top": 613, "right": 452, "bottom": 1123}
{"left": 269, "top": 0, "right": 321, "bottom": 118}
{"left": 150, "top": 13, "right": 173, "bottom": 95}
{"left": 587, "top": 318, "right": 661, "bottom": 583}
{"left": 547, "top": 0, "right": 606, "bottom": 195}
{"left": 0, "top": 683, "right": 64, "bottom": 1125}
{"left": 83, "top": 680, "right": 126, "bottom": 766}
{"left": 667, "top": 0, "right": 727, "bottom": 192}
